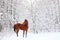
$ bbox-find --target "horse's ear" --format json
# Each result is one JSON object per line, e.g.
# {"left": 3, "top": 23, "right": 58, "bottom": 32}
{"left": 25, "top": 19, "right": 26, "bottom": 20}
{"left": 25, "top": 19, "right": 27, "bottom": 21}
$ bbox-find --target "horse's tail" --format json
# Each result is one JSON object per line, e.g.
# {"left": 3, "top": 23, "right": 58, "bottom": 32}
{"left": 14, "top": 25, "right": 16, "bottom": 32}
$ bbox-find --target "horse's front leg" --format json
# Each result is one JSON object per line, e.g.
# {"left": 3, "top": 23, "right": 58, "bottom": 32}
{"left": 26, "top": 30, "right": 27, "bottom": 37}
{"left": 23, "top": 30, "right": 25, "bottom": 37}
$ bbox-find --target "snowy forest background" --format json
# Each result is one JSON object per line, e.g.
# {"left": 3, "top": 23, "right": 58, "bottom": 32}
{"left": 0, "top": 0, "right": 60, "bottom": 33}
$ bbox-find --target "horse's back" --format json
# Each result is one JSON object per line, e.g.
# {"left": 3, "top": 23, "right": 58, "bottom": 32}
{"left": 16, "top": 23, "right": 28, "bottom": 30}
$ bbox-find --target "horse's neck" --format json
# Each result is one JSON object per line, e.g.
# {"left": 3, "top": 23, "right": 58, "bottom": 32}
{"left": 23, "top": 24, "right": 27, "bottom": 26}
{"left": 23, "top": 23, "right": 28, "bottom": 27}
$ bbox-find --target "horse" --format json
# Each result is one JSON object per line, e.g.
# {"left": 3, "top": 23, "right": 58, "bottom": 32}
{"left": 14, "top": 19, "right": 28, "bottom": 37}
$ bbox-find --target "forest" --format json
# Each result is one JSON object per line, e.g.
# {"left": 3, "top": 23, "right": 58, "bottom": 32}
{"left": 0, "top": 0, "right": 60, "bottom": 33}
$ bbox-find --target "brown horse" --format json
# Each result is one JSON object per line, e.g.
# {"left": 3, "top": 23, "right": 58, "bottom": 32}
{"left": 14, "top": 19, "right": 28, "bottom": 37}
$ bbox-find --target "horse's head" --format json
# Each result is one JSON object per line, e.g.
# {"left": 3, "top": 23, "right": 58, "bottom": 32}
{"left": 23, "top": 19, "right": 28, "bottom": 26}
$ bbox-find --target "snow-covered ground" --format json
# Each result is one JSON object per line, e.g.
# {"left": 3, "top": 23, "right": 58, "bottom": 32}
{"left": 0, "top": 30, "right": 60, "bottom": 40}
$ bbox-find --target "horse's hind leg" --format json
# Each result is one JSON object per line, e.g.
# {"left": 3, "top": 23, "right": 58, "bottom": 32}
{"left": 16, "top": 29, "right": 19, "bottom": 37}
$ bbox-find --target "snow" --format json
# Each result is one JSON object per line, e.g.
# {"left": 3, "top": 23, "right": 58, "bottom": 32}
{"left": 0, "top": 30, "right": 60, "bottom": 40}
